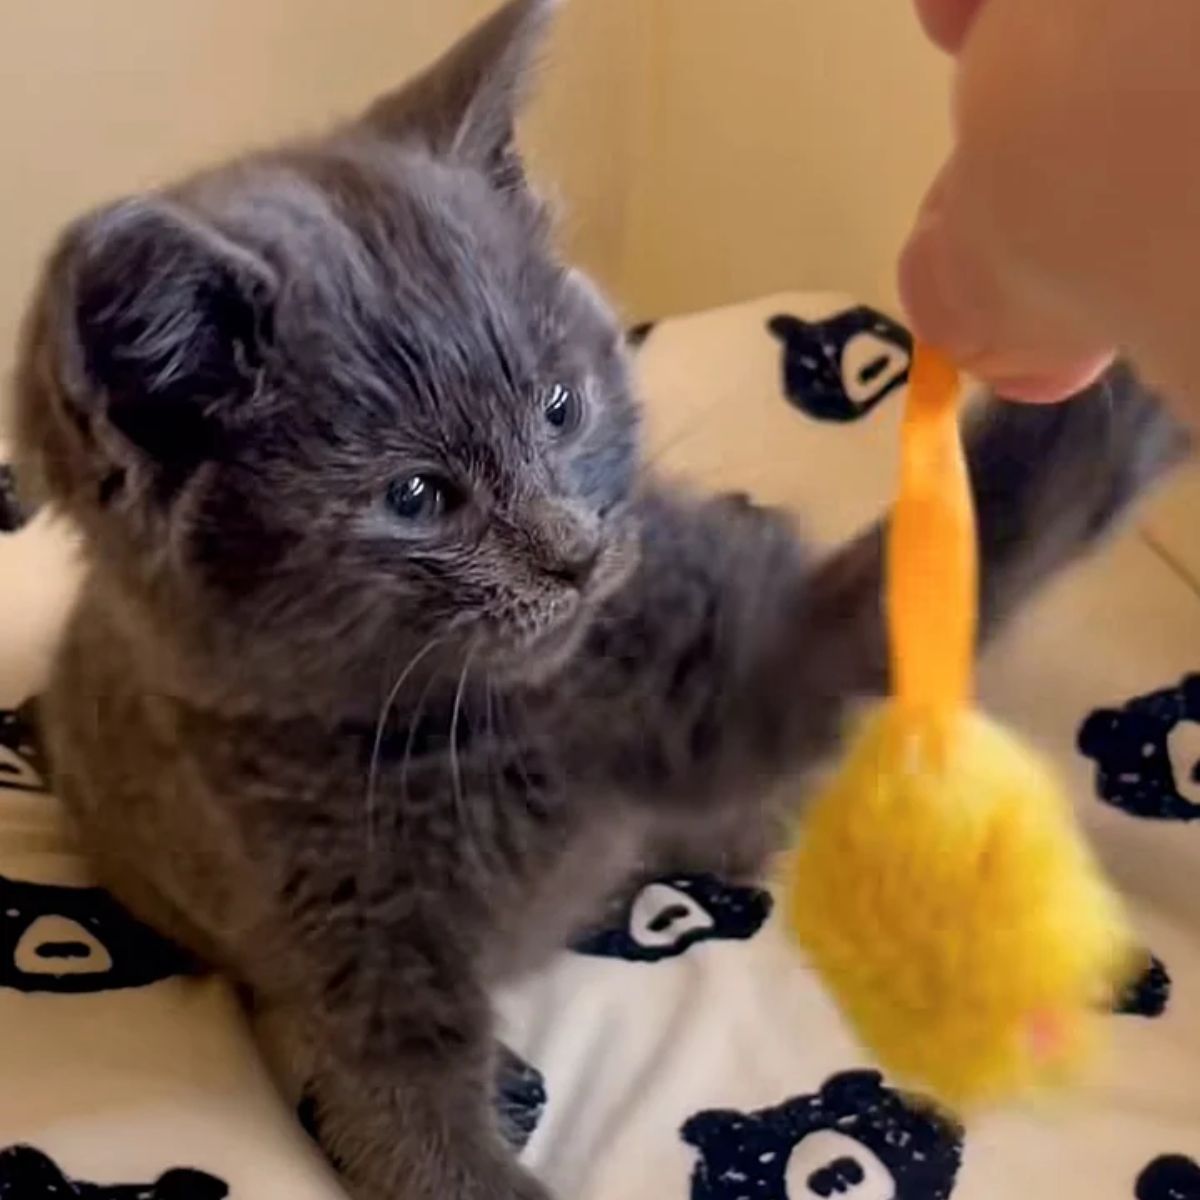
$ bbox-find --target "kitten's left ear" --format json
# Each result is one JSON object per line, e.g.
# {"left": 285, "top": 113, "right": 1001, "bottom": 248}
{"left": 363, "top": 0, "right": 558, "bottom": 189}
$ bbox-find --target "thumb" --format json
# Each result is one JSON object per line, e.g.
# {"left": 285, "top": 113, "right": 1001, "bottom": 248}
{"left": 898, "top": 156, "right": 1113, "bottom": 403}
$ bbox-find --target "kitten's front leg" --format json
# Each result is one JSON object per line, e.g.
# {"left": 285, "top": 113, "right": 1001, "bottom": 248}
{"left": 311, "top": 1045, "right": 548, "bottom": 1200}
{"left": 266, "top": 943, "right": 548, "bottom": 1200}
{"left": 586, "top": 364, "right": 1186, "bottom": 830}
{"left": 797, "top": 363, "right": 1191, "bottom": 698}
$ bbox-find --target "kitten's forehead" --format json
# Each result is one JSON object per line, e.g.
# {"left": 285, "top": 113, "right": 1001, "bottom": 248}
{"left": 191, "top": 145, "right": 551, "bottom": 314}
{"left": 184, "top": 144, "right": 576, "bottom": 437}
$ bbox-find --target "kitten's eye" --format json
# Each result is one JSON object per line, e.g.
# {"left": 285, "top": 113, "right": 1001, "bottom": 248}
{"left": 386, "top": 474, "right": 454, "bottom": 522}
{"left": 543, "top": 383, "right": 584, "bottom": 437}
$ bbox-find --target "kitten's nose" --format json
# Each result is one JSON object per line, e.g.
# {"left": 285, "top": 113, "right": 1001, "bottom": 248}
{"left": 534, "top": 503, "right": 601, "bottom": 588}
{"left": 549, "top": 542, "right": 600, "bottom": 588}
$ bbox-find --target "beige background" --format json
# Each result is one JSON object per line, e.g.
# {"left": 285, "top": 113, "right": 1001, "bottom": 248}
{"left": 617, "top": 0, "right": 950, "bottom": 318}
{"left": 0, "top": 0, "right": 949, "bottom": 378}
{"left": 1, "top": 0, "right": 1193, "bottom": 569}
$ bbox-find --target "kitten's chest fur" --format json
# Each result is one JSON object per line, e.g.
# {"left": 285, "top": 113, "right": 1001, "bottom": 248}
{"left": 355, "top": 693, "right": 656, "bottom": 979}
{"left": 46, "top": 612, "right": 662, "bottom": 984}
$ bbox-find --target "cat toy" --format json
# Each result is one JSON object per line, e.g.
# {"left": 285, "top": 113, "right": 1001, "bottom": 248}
{"left": 783, "top": 343, "right": 1137, "bottom": 1109}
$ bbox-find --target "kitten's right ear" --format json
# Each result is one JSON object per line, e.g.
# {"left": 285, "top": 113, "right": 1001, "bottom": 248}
{"left": 54, "top": 197, "right": 276, "bottom": 468}
{"left": 363, "top": 0, "right": 558, "bottom": 189}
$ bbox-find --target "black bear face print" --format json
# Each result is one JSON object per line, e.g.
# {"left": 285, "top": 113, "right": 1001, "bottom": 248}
{"left": 0, "top": 874, "right": 192, "bottom": 994}
{"left": 1078, "top": 675, "right": 1200, "bottom": 821}
{"left": 0, "top": 464, "right": 27, "bottom": 534}
{"left": 0, "top": 699, "right": 48, "bottom": 794}
{"left": 572, "top": 875, "right": 773, "bottom": 963}
{"left": 768, "top": 307, "right": 913, "bottom": 424}
{"left": 0, "top": 1145, "right": 228, "bottom": 1199}
{"left": 1136, "top": 1155, "right": 1200, "bottom": 1200}
{"left": 1115, "top": 954, "right": 1172, "bottom": 1019}
{"left": 682, "top": 1071, "right": 962, "bottom": 1200}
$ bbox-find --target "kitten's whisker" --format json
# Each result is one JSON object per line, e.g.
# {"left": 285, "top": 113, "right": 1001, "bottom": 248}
{"left": 493, "top": 684, "right": 532, "bottom": 794}
{"left": 478, "top": 672, "right": 511, "bottom": 876}
{"left": 498, "top": 688, "right": 542, "bottom": 808}
{"left": 364, "top": 635, "right": 444, "bottom": 853}
{"left": 448, "top": 644, "right": 479, "bottom": 836}
{"left": 483, "top": 677, "right": 502, "bottom": 795}
{"left": 400, "top": 670, "right": 441, "bottom": 809}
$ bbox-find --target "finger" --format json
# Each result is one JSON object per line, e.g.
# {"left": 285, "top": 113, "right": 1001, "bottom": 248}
{"left": 898, "top": 158, "right": 1114, "bottom": 402}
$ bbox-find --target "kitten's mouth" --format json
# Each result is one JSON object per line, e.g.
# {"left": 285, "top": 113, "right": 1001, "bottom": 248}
{"left": 521, "top": 610, "right": 586, "bottom": 657}
{"left": 480, "top": 610, "right": 587, "bottom": 688}
{"left": 498, "top": 539, "right": 639, "bottom": 681}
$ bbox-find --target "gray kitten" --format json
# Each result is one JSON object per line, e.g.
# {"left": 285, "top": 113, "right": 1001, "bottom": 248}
{"left": 11, "top": 2, "right": 1188, "bottom": 1198}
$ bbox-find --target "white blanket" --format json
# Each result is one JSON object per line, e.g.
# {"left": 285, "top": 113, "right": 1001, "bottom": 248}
{"left": 1, "top": 293, "right": 1197, "bottom": 1200}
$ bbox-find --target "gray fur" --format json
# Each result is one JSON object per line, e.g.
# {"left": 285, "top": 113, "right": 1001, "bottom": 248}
{"left": 11, "top": 2, "right": 1188, "bottom": 1197}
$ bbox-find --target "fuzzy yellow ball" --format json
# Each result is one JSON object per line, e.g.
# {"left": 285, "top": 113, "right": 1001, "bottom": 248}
{"left": 782, "top": 345, "right": 1136, "bottom": 1110}
{"left": 783, "top": 705, "right": 1135, "bottom": 1108}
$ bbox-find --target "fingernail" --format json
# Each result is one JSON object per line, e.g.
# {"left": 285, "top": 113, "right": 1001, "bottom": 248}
{"left": 899, "top": 168, "right": 1116, "bottom": 401}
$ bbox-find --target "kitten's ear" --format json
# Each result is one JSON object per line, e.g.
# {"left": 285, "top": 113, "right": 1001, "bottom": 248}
{"left": 363, "top": 0, "right": 558, "bottom": 189}
{"left": 57, "top": 197, "right": 275, "bottom": 465}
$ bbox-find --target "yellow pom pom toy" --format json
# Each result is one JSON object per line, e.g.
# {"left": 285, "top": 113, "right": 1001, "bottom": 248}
{"left": 782, "top": 344, "right": 1137, "bottom": 1110}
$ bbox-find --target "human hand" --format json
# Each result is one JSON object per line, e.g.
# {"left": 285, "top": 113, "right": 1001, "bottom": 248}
{"left": 901, "top": 0, "right": 1200, "bottom": 416}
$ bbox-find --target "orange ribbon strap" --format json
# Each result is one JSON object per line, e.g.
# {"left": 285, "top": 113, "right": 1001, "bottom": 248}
{"left": 887, "top": 344, "right": 975, "bottom": 717}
